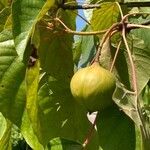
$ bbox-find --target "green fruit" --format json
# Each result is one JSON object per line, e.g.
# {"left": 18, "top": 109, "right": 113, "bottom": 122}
{"left": 70, "top": 62, "right": 116, "bottom": 112}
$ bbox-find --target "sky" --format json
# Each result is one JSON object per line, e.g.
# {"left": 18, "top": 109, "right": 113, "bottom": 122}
{"left": 76, "top": 0, "right": 86, "bottom": 31}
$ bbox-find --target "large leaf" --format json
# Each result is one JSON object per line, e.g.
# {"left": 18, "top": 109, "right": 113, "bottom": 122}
{"left": 25, "top": 9, "right": 100, "bottom": 149}
{"left": 24, "top": 65, "right": 100, "bottom": 149}
{"left": 12, "top": 0, "right": 54, "bottom": 60}
{"left": 96, "top": 105, "right": 135, "bottom": 150}
{"left": 91, "top": 2, "right": 120, "bottom": 31}
{"left": 0, "top": 30, "right": 26, "bottom": 126}
{"left": 36, "top": 9, "right": 75, "bottom": 79}
{"left": 26, "top": 74, "right": 99, "bottom": 149}
{"left": 23, "top": 60, "right": 45, "bottom": 149}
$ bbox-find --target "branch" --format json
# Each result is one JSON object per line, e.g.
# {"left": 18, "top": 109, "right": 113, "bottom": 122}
{"left": 119, "top": 2, "right": 150, "bottom": 7}
{"left": 60, "top": 4, "right": 101, "bottom": 10}
{"left": 60, "top": 2, "right": 150, "bottom": 10}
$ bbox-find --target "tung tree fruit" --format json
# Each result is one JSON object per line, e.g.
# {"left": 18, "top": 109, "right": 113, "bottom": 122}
{"left": 70, "top": 62, "right": 116, "bottom": 112}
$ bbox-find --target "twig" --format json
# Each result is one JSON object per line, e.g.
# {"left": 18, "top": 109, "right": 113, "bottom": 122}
{"left": 116, "top": 2, "right": 123, "bottom": 19}
{"left": 54, "top": 18, "right": 107, "bottom": 35}
{"left": 122, "top": 12, "right": 150, "bottom": 22}
{"left": 71, "top": 11, "right": 91, "bottom": 25}
{"left": 110, "top": 40, "right": 122, "bottom": 72}
{"left": 60, "top": 2, "right": 150, "bottom": 10}
{"left": 127, "top": 24, "right": 150, "bottom": 30}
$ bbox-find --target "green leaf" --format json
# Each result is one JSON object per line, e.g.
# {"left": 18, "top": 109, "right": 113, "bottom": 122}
{"left": 0, "top": 30, "right": 26, "bottom": 126}
{"left": 35, "top": 9, "right": 100, "bottom": 147}
{"left": 36, "top": 76, "right": 100, "bottom": 149}
{"left": 135, "top": 126, "right": 142, "bottom": 150}
{"left": 130, "top": 28, "right": 150, "bottom": 94}
{"left": 78, "top": 26, "right": 96, "bottom": 68}
{"left": 0, "top": 113, "right": 7, "bottom": 139}
{"left": 46, "top": 138, "right": 83, "bottom": 150}
{"left": 0, "top": 0, "right": 9, "bottom": 10}
{"left": 23, "top": 70, "right": 100, "bottom": 149}
{"left": 0, "top": 7, "right": 11, "bottom": 32}
{"left": 0, "top": 118, "right": 12, "bottom": 150}
{"left": 37, "top": 9, "right": 75, "bottom": 79}
{"left": 26, "top": 9, "right": 100, "bottom": 147}
{"left": 21, "top": 110, "right": 44, "bottom": 150}
{"left": 96, "top": 105, "right": 135, "bottom": 150}
{"left": 26, "top": 60, "right": 40, "bottom": 130}
{"left": 12, "top": 0, "right": 54, "bottom": 60}
{"left": 91, "top": 2, "right": 120, "bottom": 31}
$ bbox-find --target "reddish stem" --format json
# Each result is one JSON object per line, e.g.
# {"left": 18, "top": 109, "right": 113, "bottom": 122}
{"left": 94, "top": 23, "right": 120, "bottom": 62}
{"left": 82, "top": 114, "right": 98, "bottom": 149}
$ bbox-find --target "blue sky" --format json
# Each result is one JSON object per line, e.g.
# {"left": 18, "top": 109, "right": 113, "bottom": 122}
{"left": 76, "top": 0, "right": 86, "bottom": 31}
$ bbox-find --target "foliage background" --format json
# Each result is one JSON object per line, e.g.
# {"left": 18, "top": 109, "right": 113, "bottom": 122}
{"left": 0, "top": 0, "right": 150, "bottom": 150}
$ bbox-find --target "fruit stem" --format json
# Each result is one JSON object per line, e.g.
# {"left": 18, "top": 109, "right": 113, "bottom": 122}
{"left": 94, "top": 23, "right": 119, "bottom": 62}
{"left": 82, "top": 113, "right": 98, "bottom": 149}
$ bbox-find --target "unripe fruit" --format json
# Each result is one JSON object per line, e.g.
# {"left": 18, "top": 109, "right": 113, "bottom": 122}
{"left": 70, "top": 62, "right": 116, "bottom": 112}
